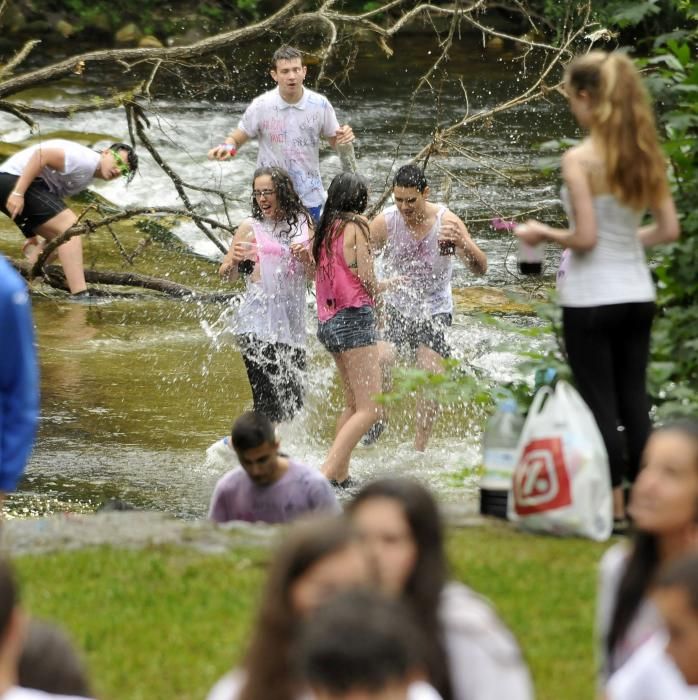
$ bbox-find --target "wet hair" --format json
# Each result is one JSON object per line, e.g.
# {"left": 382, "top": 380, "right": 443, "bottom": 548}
{"left": 656, "top": 552, "right": 698, "bottom": 612}
{"left": 312, "top": 172, "right": 370, "bottom": 265}
{"left": 606, "top": 420, "right": 698, "bottom": 671}
{"left": 19, "top": 620, "right": 92, "bottom": 697}
{"left": 348, "top": 478, "right": 452, "bottom": 700}
{"left": 295, "top": 589, "right": 423, "bottom": 695}
{"left": 231, "top": 411, "right": 276, "bottom": 451}
{"left": 565, "top": 51, "right": 669, "bottom": 210}
{"left": 393, "top": 164, "right": 428, "bottom": 193}
{"left": 239, "top": 517, "right": 359, "bottom": 700}
{"left": 0, "top": 558, "right": 18, "bottom": 637}
{"left": 108, "top": 142, "right": 138, "bottom": 183}
{"left": 250, "top": 166, "right": 311, "bottom": 239}
{"left": 272, "top": 46, "right": 304, "bottom": 70}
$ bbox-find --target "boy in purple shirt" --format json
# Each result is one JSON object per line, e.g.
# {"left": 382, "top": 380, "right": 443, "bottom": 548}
{"left": 208, "top": 411, "right": 340, "bottom": 524}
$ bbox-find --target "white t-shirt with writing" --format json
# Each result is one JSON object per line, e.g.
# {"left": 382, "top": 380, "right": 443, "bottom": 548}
{"left": 1, "top": 139, "right": 100, "bottom": 198}
{"left": 238, "top": 87, "right": 340, "bottom": 207}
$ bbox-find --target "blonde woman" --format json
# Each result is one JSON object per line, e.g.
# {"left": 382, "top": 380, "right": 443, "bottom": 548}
{"left": 516, "top": 51, "right": 679, "bottom": 525}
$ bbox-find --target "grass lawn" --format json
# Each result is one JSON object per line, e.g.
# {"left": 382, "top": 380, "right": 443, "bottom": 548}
{"left": 14, "top": 523, "right": 610, "bottom": 700}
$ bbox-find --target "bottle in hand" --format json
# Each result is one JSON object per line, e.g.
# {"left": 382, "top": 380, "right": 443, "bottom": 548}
{"left": 514, "top": 225, "right": 544, "bottom": 275}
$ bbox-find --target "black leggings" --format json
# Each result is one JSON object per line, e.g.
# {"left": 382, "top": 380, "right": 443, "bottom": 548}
{"left": 562, "top": 302, "right": 655, "bottom": 488}
{"left": 238, "top": 335, "right": 306, "bottom": 424}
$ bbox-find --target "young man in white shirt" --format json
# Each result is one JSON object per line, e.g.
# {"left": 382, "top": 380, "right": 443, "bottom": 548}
{"left": 207, "top": 45, "right": 354, "bottom": 222}
{"left": 0, "top": 140, "right": 138, "bottom": 298}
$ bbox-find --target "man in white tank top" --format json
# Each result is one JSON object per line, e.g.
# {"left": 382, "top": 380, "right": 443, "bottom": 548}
{"left": 369, "top": 165, "right": 487, "bottom": 451}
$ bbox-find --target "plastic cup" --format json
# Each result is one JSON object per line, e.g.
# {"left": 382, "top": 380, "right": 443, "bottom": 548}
{"left": 516, "top": 237, "right": 544, "bottom": 275}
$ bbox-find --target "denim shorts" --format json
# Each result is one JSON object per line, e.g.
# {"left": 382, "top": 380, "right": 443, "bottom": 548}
{"left": 317, "top": 305, "right": 377, "bottom": 354}
{"left": 0, "top": 174, "right": 67, "bottom": 237}
{"left": 382, "top": 304, "right": 452, "bottom": 358}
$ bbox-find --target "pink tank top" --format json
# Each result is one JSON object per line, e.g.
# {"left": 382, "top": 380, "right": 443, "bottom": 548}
{"left": 316, "top": 223, "right": 374, "bottom": 322}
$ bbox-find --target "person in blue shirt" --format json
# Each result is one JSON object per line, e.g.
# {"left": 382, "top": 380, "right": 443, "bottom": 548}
{"left": 0, "top": 255, "right": 39, "bottom": 503}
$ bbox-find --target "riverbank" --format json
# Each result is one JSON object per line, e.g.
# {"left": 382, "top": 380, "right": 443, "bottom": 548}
{"left": 7, "top": 511, "right": 606, "bottom": 700}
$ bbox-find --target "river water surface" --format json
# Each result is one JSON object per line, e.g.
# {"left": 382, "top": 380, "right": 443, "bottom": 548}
{"left": 0, "top": 35, "right": 572, "bottom": 518}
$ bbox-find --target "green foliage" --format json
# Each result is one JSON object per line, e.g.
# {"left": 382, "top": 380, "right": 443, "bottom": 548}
{"left": 608, "top": 0, "right": 661, "bottom": 28}
{"left": 634, "top": 19, "right": 698, "bottom": 418}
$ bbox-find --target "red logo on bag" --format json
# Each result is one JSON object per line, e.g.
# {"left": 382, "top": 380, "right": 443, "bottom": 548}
{"left": 513, "top": 437, "right": 572, "bottom": 515}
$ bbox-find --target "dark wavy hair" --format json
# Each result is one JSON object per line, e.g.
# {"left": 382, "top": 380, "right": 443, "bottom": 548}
{"left": 312, "top": 172, "right": 369, "bottom": 265}
{"left": 393, "top": 163, "right": 428, "bottom": 192}
{"left": 250, "top": 166, "right": 311, "bottom": 239}
{"left": 239, "top": 517, "right": 359, "bottom": 700}
{"left": 606, "top": 420, "right": 698, "bottom": 672}
{"left": 348, "top": 478, "right": 453, "bottom": 700}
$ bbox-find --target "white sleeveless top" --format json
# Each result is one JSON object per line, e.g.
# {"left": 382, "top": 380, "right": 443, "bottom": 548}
{"left": 558, "top": 188, "right": 655, "bottom": 307}
{"left": 230, "top": 216, "right": 310, "bottom": 347}
{"left": 381, "top": 204, "right": 453, "bottom": 317}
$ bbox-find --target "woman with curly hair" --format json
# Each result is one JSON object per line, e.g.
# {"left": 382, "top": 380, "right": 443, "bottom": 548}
{"left": 515, "top": 51, "right": 680, "bottom": 525}
{"left": 220, "top": 166, "right": 313, "bottom": 424}
{"left": 312, "top": 173, "right": 383, "bottom": 487}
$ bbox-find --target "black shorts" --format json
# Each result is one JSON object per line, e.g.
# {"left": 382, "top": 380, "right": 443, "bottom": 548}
{"left": 0, "top": 173, "right": 67, "bottom": 237}
{"left": 382, "top": 305, "right": 452, "bottom": 358}
{"left": 317, "top": 305, "right": 377, "bottom": 354}
{"left": 238, "top": 335, "right": 306, "bottom": 424}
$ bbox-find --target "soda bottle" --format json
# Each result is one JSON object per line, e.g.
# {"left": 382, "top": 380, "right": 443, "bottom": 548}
{"left": 479, "top": 399, "right": 524, "bottom": 519}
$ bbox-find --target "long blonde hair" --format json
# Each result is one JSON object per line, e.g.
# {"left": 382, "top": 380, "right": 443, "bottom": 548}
{"left": 565, "top": 51, "right": 669, "bottom": 210}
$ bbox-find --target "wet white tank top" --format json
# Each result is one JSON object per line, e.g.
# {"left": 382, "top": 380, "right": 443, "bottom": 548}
{"left": 231, "top": 216, "right": 310, "bottom": 347}
{"left": 381, "top": 204, "right": 453, "bottom": 317}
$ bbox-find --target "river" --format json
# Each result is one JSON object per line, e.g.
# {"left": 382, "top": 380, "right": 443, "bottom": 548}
{"left": 0, "top": 34, "right": 572, "bottom": 518}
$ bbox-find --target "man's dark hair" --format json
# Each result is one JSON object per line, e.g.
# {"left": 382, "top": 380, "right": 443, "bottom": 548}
{"left": 19, "top": 620, "right": 92, "bottom": 697}
{"left": 0, "top": 558, "right": 18, "bottom": 637}
{"left": 295, "top": 590, "right": 423, "bottom": 694}
{"left": 109, "top": 142, "right": 138, "bottom": 183}
{"left": 271, "top": 46, "right": 303, "bottom": 69}
{"left": 393, "top": 164, "right": 428, "bottom": 193}
{"left": 231, "top": 411, "right": 276, "bottom": 451}
{"left": 656, "top": 552, "right": 698, "bottom": 612}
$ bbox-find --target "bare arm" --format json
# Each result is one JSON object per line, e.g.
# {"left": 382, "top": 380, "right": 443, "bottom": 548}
{"left": 348, "top": 218, "right": 379, "bottom": 299}
{"left": 637, "top": 196, "right": 680, "bottom": 247}
{"left": 219, "top": 220, "right": 254, "bottom": 283}
{"left": 440, "top": 211, "right": 488, "bottom": 275}
{"left": 208, "top": 128, "right": 250, "bottom": 161}
{"left": 6, "top": 147, "right": 65, "bottom": 219}
{"left": 516, "top": 148, "right": 598, "bottom": 252}
{"left": 368, "top": 213, "right": 388, "bottom": 253}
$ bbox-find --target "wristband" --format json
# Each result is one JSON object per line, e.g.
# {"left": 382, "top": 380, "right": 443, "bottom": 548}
{"left": 11, "top": 191, "right": 24, "bottom": 197}
{"left": 219, "top": 143, "right": 237, "bottom": 156}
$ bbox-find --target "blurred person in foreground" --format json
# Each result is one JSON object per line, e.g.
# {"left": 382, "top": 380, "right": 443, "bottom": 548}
{"left": 0, "top": 256, "right": 39, "bottom": 510}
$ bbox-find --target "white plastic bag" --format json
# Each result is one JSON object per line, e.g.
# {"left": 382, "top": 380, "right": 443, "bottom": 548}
{"left": 507, "top": 380, "right": 613, "bottom": 541}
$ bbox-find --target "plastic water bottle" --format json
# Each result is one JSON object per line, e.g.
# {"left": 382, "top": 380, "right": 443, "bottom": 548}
{"left": 479, "top": 399, "right": 524, "bottom": 519}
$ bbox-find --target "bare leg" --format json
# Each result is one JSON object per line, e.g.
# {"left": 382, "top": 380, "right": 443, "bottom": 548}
{"left": 322, "top": 345, "right": 383, "bottom": 482}
{"left": 35, "top": 210, "right": 86, "bottom": 295}
{"left": 414, "top": 345, "right": 444, "bottom": 452}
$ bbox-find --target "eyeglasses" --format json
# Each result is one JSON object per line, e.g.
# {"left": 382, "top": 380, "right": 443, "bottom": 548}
{"left": 253, "top": 189, "right": 275, "bottom": 198}
{"left": 111, "top": 150, "right": 132, "bottom": 178}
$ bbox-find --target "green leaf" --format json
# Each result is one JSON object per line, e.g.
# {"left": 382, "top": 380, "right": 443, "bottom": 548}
{"left": 611, "top": 0, "right": 661, "bottom": 27}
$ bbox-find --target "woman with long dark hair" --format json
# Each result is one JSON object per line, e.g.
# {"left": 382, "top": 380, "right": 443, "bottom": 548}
{"left": 313, "top": 173, "right": 383, "bottom": 487}
{"left": 515, "top": 51, "right": 680, "bottom": 524}
{"left": 348, "top": 478, "right": 533, "bottom": 700}
{"left": 219, "top": 166, "right": 313, "bottom": 424}
{"left": 598, "top": 421, "right": 698, "bottom": 682}
{"left": 206, "top": 516, "right": 442, "bottom": 700}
